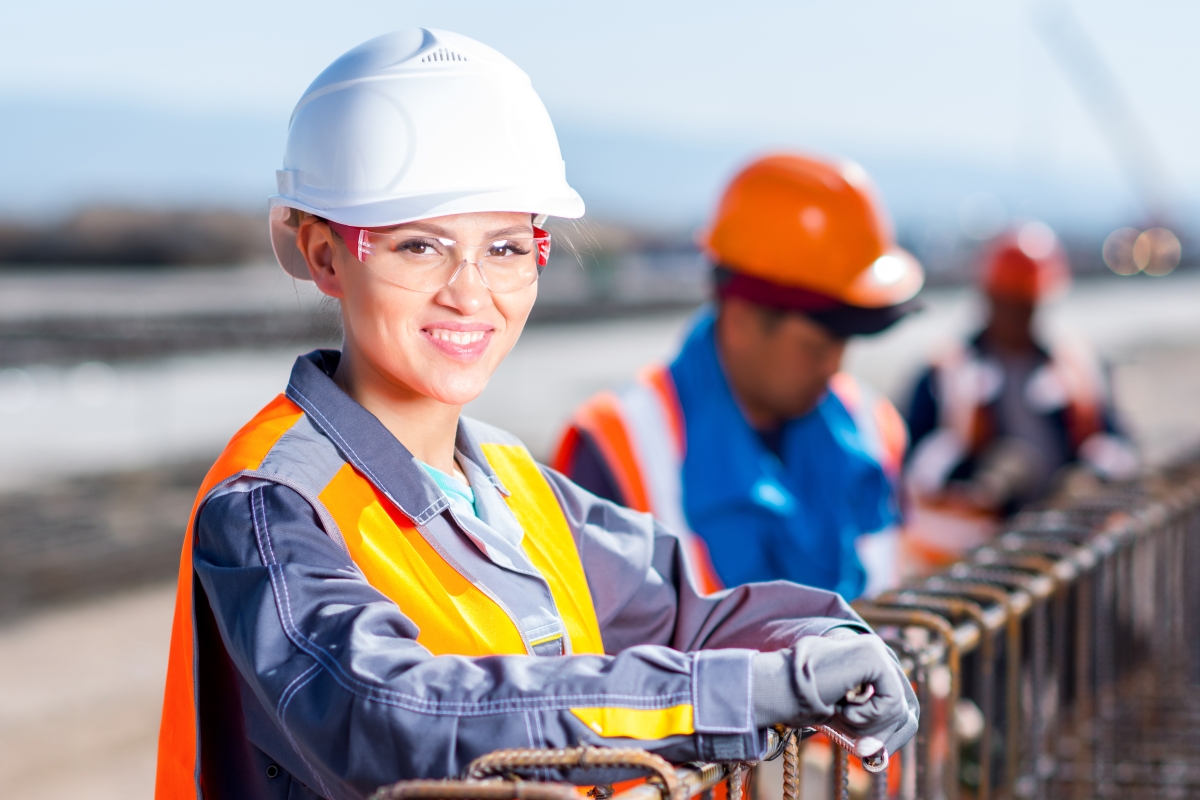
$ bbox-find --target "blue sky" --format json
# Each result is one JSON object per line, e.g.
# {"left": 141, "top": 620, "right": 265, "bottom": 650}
{"left": 2, "top": 1, "right": 1198, "bottom": 229}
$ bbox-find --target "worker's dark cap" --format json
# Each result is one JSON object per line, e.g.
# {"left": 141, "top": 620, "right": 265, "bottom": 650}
{"left": 713, "top": 266, "right": 920, "bottom": 338}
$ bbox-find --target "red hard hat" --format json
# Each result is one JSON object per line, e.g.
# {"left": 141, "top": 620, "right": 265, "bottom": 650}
{"left": 980, "top": 222, "right": 1071, "bottom": 303}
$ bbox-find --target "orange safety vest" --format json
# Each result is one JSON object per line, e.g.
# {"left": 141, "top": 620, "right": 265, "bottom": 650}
{"left": 156, "top": 394, "right": 606, "bottom": 800}
{"left": 928, "top": 339, "right": 1104, "bottom": 460}
{"left": 903, "top": 338, "right": 1107, "bottom": 572}
{"left": 552, "top": 367, "right": 907, "bottom": 595}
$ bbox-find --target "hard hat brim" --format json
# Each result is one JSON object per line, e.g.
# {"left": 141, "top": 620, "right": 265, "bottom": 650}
{"left": 805, "top": 297, "right": 923, "bottom": 338}
{"left": 840, "top": 247, "right": 925, "bottom": 308}
{"left": 713, "top": 265, "right": 921, "bottom": 337}
{"left": 268, "top": 189, "right": 585, "bottom": 280}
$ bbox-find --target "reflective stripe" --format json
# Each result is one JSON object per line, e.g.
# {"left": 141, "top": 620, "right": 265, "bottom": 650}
{"left": 873, "top": 397, "right": 909, "bottom": 479}
{"left": 482, "top": 442, "right": 605, "bottom": 656}
{"left": 617, "top": 372, "right": 689, "bottom": 541}
{"left": 570, "top": 703, "right": 694, "bottom": 739}
{"left": 929, "top": 343, "right": 989, "bottom": 449}
{"left": 1048, "top": 338, "right": 1105, "bottom": 448}
{"left": 640, "top": 365, "right": 685, "bottom": 457}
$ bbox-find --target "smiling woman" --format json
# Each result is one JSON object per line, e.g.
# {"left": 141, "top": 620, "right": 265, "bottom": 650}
{"left": 296, "top": 211, "right": 545, "bottom": 478}
{"left": 154, "top": 27, "right": 917, "bottom": 800}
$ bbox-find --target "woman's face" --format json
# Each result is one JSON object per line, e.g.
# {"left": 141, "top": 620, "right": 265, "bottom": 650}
{"left": 299, "top": 211, "right": 538, "bottom": 407}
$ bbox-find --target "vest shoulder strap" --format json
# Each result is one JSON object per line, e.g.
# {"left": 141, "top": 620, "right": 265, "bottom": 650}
{"left": 462, "top": 417, "right": 605, "bottom": 655}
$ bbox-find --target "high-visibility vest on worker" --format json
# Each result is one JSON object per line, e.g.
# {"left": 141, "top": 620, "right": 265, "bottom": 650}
{"left": 553, "top": 311, "right": 907, "bottom": 600}
{"left": 903, "top": 333, "right": 1138, "bottom": 566}
{"left": 157, "top": 350, "right": 862, "bottom": 799}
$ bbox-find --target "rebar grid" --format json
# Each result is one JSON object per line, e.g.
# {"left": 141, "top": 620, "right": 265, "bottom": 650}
{"left": 370, "top": 459, "right": 1200, "bottom": 800}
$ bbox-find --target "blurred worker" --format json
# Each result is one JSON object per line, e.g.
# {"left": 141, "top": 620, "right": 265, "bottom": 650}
{"left": 554, "top": 154, "right": 924, "bottom": 600}
{"left": 903, "top": 222, "right": 1138, "bottom": 568}
{"left": 156, "top": 32, "right": 917, "bottom": 800}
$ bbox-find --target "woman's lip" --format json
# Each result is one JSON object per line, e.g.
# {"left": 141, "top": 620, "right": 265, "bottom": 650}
{"left": 421, "top": 321, "right": 494, "bottom": 332}
{"left": 421, "top": 326, "right": 493, "bottom": 361}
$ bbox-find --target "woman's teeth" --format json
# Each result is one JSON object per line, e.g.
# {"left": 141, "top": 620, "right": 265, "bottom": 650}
{"left": 430, "top": 329, "right": 486, "bottom": 345}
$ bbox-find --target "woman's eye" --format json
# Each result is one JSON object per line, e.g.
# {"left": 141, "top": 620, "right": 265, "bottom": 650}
{"left": 488, "top": 241, "right": 530, "bottom": 258}
{"left": 396, "top": 239, "right": 438, "bottom": 255}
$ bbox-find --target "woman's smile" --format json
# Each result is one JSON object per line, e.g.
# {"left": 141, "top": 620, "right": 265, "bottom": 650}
{"left": 421, "top": 321, "right": 495, "bottom": 361}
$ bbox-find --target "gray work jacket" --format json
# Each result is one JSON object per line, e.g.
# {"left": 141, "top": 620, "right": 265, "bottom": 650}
{"left": 190, "top": 350, "right": 863, "bottom": 800}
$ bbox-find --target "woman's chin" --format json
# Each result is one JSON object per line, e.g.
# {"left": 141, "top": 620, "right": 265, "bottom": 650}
{"left": 418, "top": 374, "right": 490, "bottom": 407}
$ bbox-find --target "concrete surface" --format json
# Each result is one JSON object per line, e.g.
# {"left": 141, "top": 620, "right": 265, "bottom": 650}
{"left": 0, "top": 583, "right": 174, "bottom": 800}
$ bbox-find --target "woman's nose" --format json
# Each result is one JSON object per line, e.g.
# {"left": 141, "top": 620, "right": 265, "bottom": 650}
{"left": 438, "top": 258, "right": 492, "bottom": 312}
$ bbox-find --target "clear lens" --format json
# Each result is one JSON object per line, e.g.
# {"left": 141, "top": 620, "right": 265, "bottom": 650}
{"left": 360, "top": 231, "right": 549, "bottom": 293}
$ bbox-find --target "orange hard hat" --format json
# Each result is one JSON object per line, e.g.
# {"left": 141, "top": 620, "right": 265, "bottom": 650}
{"left": 980, "top": 222, "right": 1071, "bottom": 303}
{"left": 701, "top": 153, "right": 924, "bottom": 309}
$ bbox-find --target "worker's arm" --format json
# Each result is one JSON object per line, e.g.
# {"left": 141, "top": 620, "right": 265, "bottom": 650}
{"left": 903, "top": 367, "right": 940, "bottom": 456}
{"left": 193, "top": 480, "right": 761, "bottom": 799}
{"left": 540, "top": 466, "right": 866, "bottom": 654}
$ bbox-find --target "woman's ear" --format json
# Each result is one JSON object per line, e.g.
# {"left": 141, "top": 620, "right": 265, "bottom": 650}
{"left": 296, "top": 218, "right": 345, "bottom": 298}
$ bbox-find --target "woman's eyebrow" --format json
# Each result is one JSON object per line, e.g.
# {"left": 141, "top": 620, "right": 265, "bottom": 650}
{"left": 375, "top": 223, "right": 533, "bottom": 238}
{"left": 485, "top": 225, "right": 535, "bottom": 238}
{"left": 379, "top": 221, "right": 452, "bottom": 236}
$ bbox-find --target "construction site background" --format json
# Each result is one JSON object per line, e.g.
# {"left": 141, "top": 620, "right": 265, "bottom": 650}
{"left": 4, "top": 2, "right": 1200, "bottom": 799}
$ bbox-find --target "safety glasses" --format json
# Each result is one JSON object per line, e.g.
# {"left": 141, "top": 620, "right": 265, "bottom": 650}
{"left": 327, "top": 221, "right": 551, "bottom": 294}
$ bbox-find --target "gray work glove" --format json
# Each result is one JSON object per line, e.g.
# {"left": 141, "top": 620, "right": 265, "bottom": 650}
{"left": 752, "top": 631, "right": 919, "bottom": 756}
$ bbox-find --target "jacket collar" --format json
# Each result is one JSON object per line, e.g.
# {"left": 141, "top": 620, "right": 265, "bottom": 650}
{"left": 283, "top": 350, "right": 504, "bottom": 525}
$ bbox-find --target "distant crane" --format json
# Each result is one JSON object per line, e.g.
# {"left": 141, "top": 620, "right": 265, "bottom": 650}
{"left": 1031, "top": 1, "right": 1177, "bottom": 226}
{"left": 1031, "top": 0, "right": 1185, "bottom": 272}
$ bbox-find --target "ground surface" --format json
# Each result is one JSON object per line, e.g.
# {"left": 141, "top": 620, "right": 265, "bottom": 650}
{"left": 0, "top": 584, "right": 174, "bottom": 800}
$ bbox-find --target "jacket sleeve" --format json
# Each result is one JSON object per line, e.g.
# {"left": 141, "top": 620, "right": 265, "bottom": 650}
{"left": 540, "top": 467, "right": 867, "bottom": 655}
{"left": 193, "top": 479, "right": 765, "bottom": 800}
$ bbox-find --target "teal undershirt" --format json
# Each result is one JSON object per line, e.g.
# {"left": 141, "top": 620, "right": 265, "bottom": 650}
{"left": 420, "top": 462, "right": 479, "bottom": 519}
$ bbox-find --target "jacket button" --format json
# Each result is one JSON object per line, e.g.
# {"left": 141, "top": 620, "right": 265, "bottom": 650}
{"left": 266, "top": 765, "right": 280, "bottom": 779}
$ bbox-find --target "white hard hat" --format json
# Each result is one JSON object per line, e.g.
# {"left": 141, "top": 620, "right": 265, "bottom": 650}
{"left": 269, "top": 28, "right": 585, "bottom": 279}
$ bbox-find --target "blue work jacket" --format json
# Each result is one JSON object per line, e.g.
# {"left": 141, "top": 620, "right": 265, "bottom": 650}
{"left": 669, "top": 312, "right": 899, "bottom": 598}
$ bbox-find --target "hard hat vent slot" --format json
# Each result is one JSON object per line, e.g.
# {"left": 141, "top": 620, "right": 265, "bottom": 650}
{"left": 421, "top": 48, "right": 468, "bottom": 63}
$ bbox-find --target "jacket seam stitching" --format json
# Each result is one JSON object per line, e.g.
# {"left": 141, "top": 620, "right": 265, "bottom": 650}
{"left": 690, "top": 651, "right": 753, "bottom": 734}
{"left": 523, "top": 711, "right": 537, "bottom": 748}
{"left": 275, "top": 661, "right": 332, "bottom": 799}
{"left": 251, "top": 490, "right": 334, "bottom": 798}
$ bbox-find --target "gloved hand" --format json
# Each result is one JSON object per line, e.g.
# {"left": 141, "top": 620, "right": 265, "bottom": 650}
{"left": 752, "top": 631, "right": 919, "bottom": 756}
